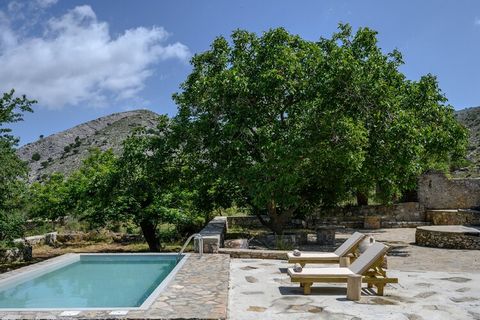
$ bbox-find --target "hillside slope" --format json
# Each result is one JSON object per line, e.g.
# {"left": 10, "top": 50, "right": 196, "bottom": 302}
{"left": 455, "top": 106, "right": 480, "bottom": 177}
{"left": 17, "top": 109, "right": 160, "bottom": 182}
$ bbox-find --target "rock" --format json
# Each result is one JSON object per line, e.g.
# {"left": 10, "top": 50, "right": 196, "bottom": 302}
{"left": 224, "top": 239, "right": 249, "bottom": 249}
{"left": 364, "top": 216, "right": 381, "bottom": 229}
{"left": 45, "top": 232, "right": 57, "bottom": 246}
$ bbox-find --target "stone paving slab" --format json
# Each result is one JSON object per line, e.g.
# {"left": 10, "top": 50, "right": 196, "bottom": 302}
{"left": 228, "top": 258, "right": 480, "bottom": 320}
{"left": 0, "top": 254, "right": 230, "bottom": 320}
{"left": 418, "top": 225, "right": 480, "bottom": 234}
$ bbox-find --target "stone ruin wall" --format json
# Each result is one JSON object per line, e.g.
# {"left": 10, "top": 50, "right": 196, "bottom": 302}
{"left": 418, "top": 171, "right": 480, "bottom": 209}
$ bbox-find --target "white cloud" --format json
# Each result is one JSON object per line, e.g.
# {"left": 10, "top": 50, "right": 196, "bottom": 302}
{"left": 0, "top": 4, "right": 190, "bottom": 109}
{"left": 36, "top": 0, "right": 58, "bottom": 8}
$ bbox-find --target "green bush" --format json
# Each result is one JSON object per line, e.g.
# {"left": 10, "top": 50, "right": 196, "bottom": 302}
{"left": 0, "top": 210, "right": 25, "bottom": 247}
{"left": 31, "top": 152, "right": 41, "bottom": 161}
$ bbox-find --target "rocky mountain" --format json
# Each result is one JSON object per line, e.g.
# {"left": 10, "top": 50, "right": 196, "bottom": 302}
{"left": 17, "top": 109, "right": 160, "bottom": 182}
{"left": 454, "top": 106, "right": 480, "bottom": 178}
{"left": 455, "top": 106, "right": 480, "bottom": 177}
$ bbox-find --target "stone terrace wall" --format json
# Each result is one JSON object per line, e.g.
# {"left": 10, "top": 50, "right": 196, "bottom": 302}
{"left": 418, "top": 171, "right": 480, "bottom": 209}
{"left": 307, "top": 202, "right": 425, "bottom": 229}
{"left": 226, "top": 202, "right": 425, "bottom": 230}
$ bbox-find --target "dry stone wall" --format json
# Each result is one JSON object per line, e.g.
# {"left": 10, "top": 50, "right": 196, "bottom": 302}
{"left": 416, "top": 226, "right": 480, "bottom": 249}
{"left": 226, "top": 202, "right": 426, "bottom": 230}
{"left": 418, "top": 171, "right": 480, "bottom": 209}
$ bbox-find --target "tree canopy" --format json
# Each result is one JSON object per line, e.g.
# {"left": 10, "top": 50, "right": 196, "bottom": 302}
{"left": 29, "top": 117, "right": 204, "bottom": 251}
{"left": 0, "top": 90, "right": 36, "bottom": 245}
{"left": 173, "top": 24, "right": 467, "bottom": 233}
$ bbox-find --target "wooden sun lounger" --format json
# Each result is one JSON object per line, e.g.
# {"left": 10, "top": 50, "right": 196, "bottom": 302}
{"left": 287, "top": 242, "right": 398, "bottom": 297}
{"left": 287, "top": 232, "right": 366, "bottom": 266}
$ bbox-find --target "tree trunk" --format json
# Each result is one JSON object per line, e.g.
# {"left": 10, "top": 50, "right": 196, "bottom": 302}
{"left": 356, "top": 191, "right": 369, "bottom": 206}
{"left": 256, "top": 201, "right": 294, "bottom": 235}
{"left": 400, "top": 189, "right": 418, "bottom": 202}
{"left": 140, "top": 219, "right": 161, "bottom": 252}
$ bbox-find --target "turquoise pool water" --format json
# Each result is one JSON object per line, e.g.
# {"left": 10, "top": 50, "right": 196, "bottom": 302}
{"left": 0, "top": 255, "right": 180, "bottom": 309}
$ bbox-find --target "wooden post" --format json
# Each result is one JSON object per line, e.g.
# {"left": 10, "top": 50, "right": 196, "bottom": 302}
{"left": 303, "top": 282, "right": 312, "bottom": 295}
{"left": 339, "top": 256, "right": 350, "bottom": 267}
{"left": 376, "top": 283, "right": 385, "bottom": 296}
{"left": 347, "top": 275, "right": 362, "bottom": 301}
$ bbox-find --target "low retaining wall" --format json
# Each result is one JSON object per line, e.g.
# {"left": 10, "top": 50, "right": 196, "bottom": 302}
{"left": 227, "top": 202, "right": 426, "bottom": 230}
{"left": 14, "top": 232, "right": 144, "bottom": 247}
{"left": 195, "top": 216, "right": 227, "bottom": 253}
{"left": 227, "top": 216, "right": 263, "bottom": 229}
{"left": 14, "top": 232, "right": 57, "bottom": 247}
{"left": 218, "top": 248, "right": 288, "bottom": 260}
{"left": 308, "top": 202, "right": 426, "bottom": 229}
{"left": 416, "top": 226, "right": 480, "bottom": 250}
{"left": 426, "top": 209, "right": 480, "bottom": 226}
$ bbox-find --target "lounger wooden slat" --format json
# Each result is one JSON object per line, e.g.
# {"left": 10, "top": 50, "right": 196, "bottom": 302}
{"left": 287, "top": 232, "right": 366, "bottom": 266}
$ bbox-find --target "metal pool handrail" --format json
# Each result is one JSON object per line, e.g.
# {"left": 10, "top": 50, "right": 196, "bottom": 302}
{"left": 177, "top": 233, "right": 203, "bottom": 263}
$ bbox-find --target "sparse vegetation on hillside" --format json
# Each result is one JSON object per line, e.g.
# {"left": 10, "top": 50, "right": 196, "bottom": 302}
{"left": 455, "top": 107, "right": 480, "bottom": 177}
{"left": 17, "top": 109, "right": 160, "bottom": 182}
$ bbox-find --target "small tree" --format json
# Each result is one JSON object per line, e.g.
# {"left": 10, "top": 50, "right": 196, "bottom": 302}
{"left": 65, "top": 118, "right": 202, "bottom": 251}
{"left": 0, "top": 89, "right": 36, "bottom": 245}
{"left": 29, "top": 173, "right": 74, "bottom": 221}
{"left": 31, "top": 152, "right": 41, "bottom": 161}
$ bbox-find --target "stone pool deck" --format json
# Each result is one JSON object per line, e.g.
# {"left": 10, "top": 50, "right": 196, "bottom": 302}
{"left": 0, "top": 254, "right": 230, "bottom": 320}
{"left": 229, "top": 258, "right": 480, "bottom": 320}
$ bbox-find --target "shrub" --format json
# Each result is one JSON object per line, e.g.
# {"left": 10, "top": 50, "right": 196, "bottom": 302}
{"left": 31, "top": 152, "right": 41, "bottom": 161}
{"left": 0, "top": 210, "right": 25, "bottom": 247}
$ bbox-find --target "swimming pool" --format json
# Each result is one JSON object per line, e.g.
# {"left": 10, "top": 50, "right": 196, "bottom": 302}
{"left": 0, "top": 253, "right": 187, "bottom": 310}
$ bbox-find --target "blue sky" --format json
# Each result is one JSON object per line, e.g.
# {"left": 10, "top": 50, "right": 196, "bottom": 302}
{"left": 1, "top": 0, "right": 480, "bottom": 145}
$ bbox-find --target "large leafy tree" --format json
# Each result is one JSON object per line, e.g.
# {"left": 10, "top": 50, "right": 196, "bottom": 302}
{"left": 0, "top": 90, "right": 36, "bottom": 244}
{"left": 317, "top": 25, "right": 467, "bottom": 203}
{"left": 173, "top": 25, "right": 467, "bottom": 233}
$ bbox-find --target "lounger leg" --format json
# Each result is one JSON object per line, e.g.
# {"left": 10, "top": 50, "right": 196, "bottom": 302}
{"left": 376, "top": 284, "right": 385, "bottom": 296}
{"left": 339, "top": 257, "right": 350, "bottom": 267}
{"left": 347, "top": 274, "right": 362, "bottom": 301}
{"left": 303, "top": 283, "right": 312, "bottom": 295}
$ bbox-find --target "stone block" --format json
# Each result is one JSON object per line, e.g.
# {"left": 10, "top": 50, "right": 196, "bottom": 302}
{"left": 316, "top": 226, "right": 336, "bottom": 245}
{"left": 45, "top": 232, "right": 57, "bottom": 246}
{"left": 364, "top": 216, "right": 381, "bottom": 229}
{"left": 224, "top": 239, "right": 249, "bottom": 249}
